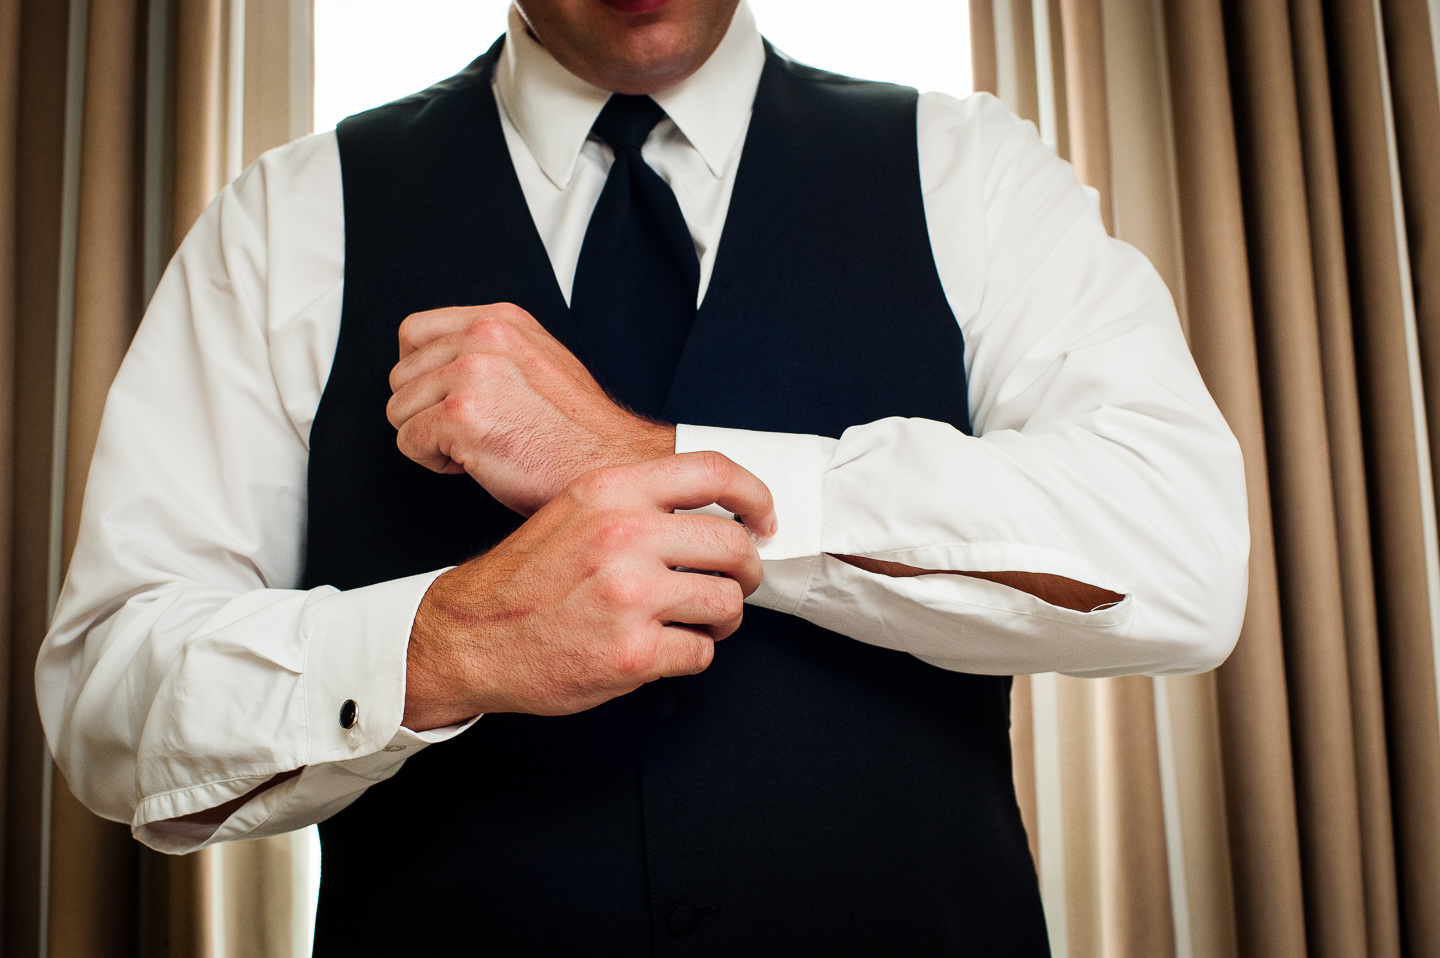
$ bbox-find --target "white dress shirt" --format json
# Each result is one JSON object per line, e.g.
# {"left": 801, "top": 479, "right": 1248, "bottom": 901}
{"left": 38, "top": 2, "right": 1248, "bottom": 854}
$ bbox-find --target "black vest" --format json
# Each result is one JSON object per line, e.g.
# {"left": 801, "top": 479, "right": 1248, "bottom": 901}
{"left": 307, "top": 41, "right": 1048, "bottom": 957}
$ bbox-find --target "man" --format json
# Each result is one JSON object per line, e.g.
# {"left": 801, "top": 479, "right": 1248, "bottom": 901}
{"left": 38, "top": 0, "right": 1248, "bottom": 954}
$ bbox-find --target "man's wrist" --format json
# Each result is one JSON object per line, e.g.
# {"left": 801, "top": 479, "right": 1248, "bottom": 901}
{"left": 628, "top": 421, "right": 676, "bottom": 462}
{"left": 595, "top": 418, "right": 674, "bottom": 472}
{"left": 404, "top": 567, "right": 487, "bottom": 731}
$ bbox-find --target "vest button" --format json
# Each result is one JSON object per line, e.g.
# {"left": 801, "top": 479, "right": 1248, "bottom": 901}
{"left": 652, "top": 686, "right": 679, "bottom": 722}
{"left": 667, "top": 903, "right": 699, "bottom": 935}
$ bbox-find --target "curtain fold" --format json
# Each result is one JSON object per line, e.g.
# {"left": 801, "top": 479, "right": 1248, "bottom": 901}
{"left": 977, "top": 1, "right": 1440, "bottom": 955}
{"left": 1054, "top": 6, "right": 1175, "bottom": 954}
{"left": 1057, "top": 0, "right": 1111, "bottom": 229}
{"left": 1373, "top": 2, "right": 1440, "bottom": 952}
{"left": 1326, "top": 3, "right": 1440, "bottom": 955}
{"left": 0, "top": 0, "right": 21, "bottom": 947}
{"left": 50, "top": 0, "right": 150, "bottom": 954}
{"left": 173, "top": 0, "right": 222, "bottom": 249}
{"left": 1096, "top": 676, "right": 1174, "bottom": 958}
{"left": 1224, "top": 0, "right": 1370, "bottom": 954}
{"left": 1052, "top": 675, "right": 1100, "bottom": 958}
{"left": 1, "top": 0, "right": 314, "bottom": 954}
{"left": 1164, "top": 1, "right": 1308, "bottom": 953}
{"left": 1289, "top": 2, "right": 1403, "bottom": 955}
{"left": 4, "top": 0, "right": 74, "bottom": 955}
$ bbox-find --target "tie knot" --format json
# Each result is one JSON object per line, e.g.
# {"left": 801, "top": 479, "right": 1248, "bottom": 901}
{"left": 592, "top": 94, "right": 667, "bottom": 152}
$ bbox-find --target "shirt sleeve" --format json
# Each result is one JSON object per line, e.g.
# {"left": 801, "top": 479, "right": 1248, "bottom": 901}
{"left": 676, "top": 91, "right": 1249, "bottom": 678}
{"left": 35, "top": 133, "right": 472, "bottom": 855}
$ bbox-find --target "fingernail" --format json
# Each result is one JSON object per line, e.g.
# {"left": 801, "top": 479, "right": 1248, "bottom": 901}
{"left": 734, "top": 514, "right": 777, "bottom": 540}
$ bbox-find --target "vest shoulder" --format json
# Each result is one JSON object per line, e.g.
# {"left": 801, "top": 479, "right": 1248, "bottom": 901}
{"left": 337, "top": 48, "right": 497, "bottom": 142}
{"left": 765, "top": 51, "right": 919, "bottom": 107}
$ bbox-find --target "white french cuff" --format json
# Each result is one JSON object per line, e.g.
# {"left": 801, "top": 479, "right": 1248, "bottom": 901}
{"left": 336, "top": 714, "right": 482, "bottom": 774}
{"left": 132, "top": 718, "right": 482, "bottom": 855}
{"left": 673, "top": 424, "right": 829, "bottom": 559}
{"left": 303, "top": 568, "right": 453, "bottom": 763}
{"left": 134, "top": 569, "right": 476, "bottom": 854}
{"left": 674, "top": 425, "right": 833, "bottom": 614}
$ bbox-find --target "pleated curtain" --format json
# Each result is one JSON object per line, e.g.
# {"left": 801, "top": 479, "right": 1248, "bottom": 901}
{"left": 973, "top": 0, "right": 1440, "bottom": 955}
{"left": 1, "top": 0, "right": 313, "bottom": 956}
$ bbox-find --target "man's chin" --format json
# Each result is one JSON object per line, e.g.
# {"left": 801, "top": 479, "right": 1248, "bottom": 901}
{"left": 583, "top": 33, "right": 708, "bottom": 94}
{"left": 599, "top": 0, "right": 673, "bottom": 12}
{"left": 520, "top": 0, "right": 737, "bottom": 95}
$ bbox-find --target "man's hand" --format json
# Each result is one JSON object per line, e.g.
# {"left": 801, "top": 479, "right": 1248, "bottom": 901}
{"left": 387, "top": 303, "right": 674, "bottom": 516}
{"left": 402, "top": 452, "right": 777, "bottom": 731}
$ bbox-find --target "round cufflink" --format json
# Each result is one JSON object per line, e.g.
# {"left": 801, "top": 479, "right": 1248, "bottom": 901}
{"left": 339, "top": 698, "right": 358, "bottom": 730}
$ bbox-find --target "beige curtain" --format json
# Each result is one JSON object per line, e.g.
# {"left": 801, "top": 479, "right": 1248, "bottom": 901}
{"left": 2, "top": 0, "right": 313, "bottom": 955}
{"left": 4, "top": 2, "right": 88, "bottom": 955}
{"left": 975, "top": 1, "right": 1440, "bottom": 956}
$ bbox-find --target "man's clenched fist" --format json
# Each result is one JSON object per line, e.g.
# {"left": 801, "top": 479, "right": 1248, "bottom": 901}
{"left": 387, "top": 302, "right": 674, "bottom": 516}
{"left": 402, "top": 453, "right": 776, "bottom": 731}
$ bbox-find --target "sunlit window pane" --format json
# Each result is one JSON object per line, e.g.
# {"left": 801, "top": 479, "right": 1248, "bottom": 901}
{"left": 752, "top": 0, "right": 971, "bottom": 98}
{"left": 314, "top": 0, "right": 512, "bottom": 134}
{"left": 313, "top": 0, "right": 972, "bottom": 134}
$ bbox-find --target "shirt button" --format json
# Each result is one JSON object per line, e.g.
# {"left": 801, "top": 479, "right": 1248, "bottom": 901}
{"left": 652, "top": 686, "right": 679, "bottom": 722}
{"left": 667, "top": 903, "right": 698, "bottom": 935}
{"left": 339, "top": 699, "right": 358, "bottom": 730}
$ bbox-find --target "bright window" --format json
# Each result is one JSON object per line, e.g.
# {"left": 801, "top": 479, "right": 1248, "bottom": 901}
{"left": 313, "top": 0, "right": 972, "bottom": 134}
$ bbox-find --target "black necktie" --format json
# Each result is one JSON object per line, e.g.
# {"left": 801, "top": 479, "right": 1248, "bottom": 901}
{"left": 570, "top": 95, "right": 700, "bottom": 419}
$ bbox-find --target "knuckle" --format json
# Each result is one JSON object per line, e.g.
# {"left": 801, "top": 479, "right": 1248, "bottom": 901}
{"left": 592, "top": 514, "right": 639, "bottom": 553}
{"left": 613, "top": 635, "right": 657, "bottom": 679}
{"left": 394, "top": 428, "right": 417, "bottom": 459}
{"left": 692, "top": 450, "right": 735, "bottom": 484}
{"left": 569, "top": 469, "right": 605, "bottom": 502}
{"left": 690, "top": 639, "right": 715, "bottom": 672}
{"left": 573, "top": 466, "right": 626, "bottom": 503}
{"left": 440, "top": 392, "right": 478, "bottom": 423}
{"left": 456, "top": 351, "right": 497, "bottom": 377}
{"left": 564, "top": 473, "right": 605, "bottom": 511}
{"left": 493, "top": 302, "right": 529, "bottom": 324}
{"left": 597, "top": 563, "right": 647, "bottom": 608}
{"left": 723, "top": 523, "right": 753, "bottom": 562}
{"left": 397, "top": 312, "right": 424, "bottom": 348}
{"left": 707, "top": 579, "right": 744, "bottom": 620}
{"left": 720, "top": 578, "right": 744, "bottom": 617}
{"left": 474, "top": 317, "right": 518, "bottom": 346}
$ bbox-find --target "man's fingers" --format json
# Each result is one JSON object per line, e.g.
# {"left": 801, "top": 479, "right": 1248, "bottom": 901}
{"left": 647, "top": 627, "right": 717, "bottom": 678}
{"left": 386, "top": 370, "right": 460, "bottom": 430}
{"left": 396, "top": 302, "right": 545, "bottom": 360}
{"left": 389, "top": 338, "right": 463, "bottom": 394}
{"left": 396, "top": 406, "right": 470, "bottom": 474}
{"left": 397, "top": 307, "right": 479, "bottom": 360}
{"left": 656, "top": 514, "right": 763, "bottom": 595}
{"left": 636, "top": 452, "right": 778, "bottom": 538}
{"left": 659, "top": 573, "right": 746, "bottom": 640}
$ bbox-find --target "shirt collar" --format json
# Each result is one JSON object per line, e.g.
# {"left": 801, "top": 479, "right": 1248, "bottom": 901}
{"left": 495, "top": 1, "right": 765, "bottom": 189}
